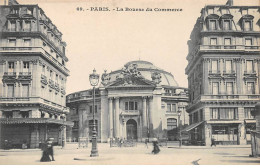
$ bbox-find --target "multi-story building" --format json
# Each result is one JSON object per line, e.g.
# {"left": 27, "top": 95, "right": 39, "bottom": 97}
{"left": 0, "top": 1, "right": 72, "bottom": 149}
{"left": 185, "top": 1, "right": 260, "bottom": 146}
{"left": 66, "top": 60, "right": 189, "bottom": 142}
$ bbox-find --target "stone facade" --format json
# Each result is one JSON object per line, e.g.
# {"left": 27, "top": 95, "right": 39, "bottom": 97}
{"left": 66, "top": 60, "right": 189, "bottom": 142}
{"left": 0, "top": 2, "right": 72, "bottom": 149}
{"left": 185, "top": 2, "right": 260, "bottom": 146}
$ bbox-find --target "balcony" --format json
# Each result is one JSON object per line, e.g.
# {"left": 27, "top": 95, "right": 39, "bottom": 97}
{"left": 18, "top": 72, "right": 32, "bottom": 81}
{"left": 121, "top": 110, "right": 140, "bottom": 116}
{"left": 0, "top": 97, "right": 69, "bottom": 113}
{"left": 49, "top": 79, "right": 55, "bottom": 89}
{"left": 200, "top": 95, "right": 260, "bottom": 100}
{"left": 41, "top": 74, "right": 48, "bottom": 85}
{"left": 61, "top": 86, "right": 66, "bottom": 95}
{"left": 3, "top": 72, "right": 16, "bottom": 81}
{"left": 199, "top": 45, "right": 260, "bottom": 52}
{"left": 0, "top": 47, "right": 69, "bottom": 75}
{"left": 54, "top": 82, "right": 60, "bottom": 92}
{"left": 223, "top": 71, "right": 236, "bottom": 78}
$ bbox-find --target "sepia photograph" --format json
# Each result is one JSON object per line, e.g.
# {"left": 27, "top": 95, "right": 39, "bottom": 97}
{"left": 0, "top": 0, "right": 259, "bottom": 165}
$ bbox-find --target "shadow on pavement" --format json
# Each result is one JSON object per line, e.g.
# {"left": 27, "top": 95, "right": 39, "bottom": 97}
{"left": 223, "top": 155, "right": 251, "bottom": 158}
{"left": 221, "top": 160, "right": 260, "bottom": 164}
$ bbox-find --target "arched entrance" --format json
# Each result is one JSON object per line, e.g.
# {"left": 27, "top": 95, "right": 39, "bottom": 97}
{"left": 126, "top": 119, "right": 137, "bottom": 140}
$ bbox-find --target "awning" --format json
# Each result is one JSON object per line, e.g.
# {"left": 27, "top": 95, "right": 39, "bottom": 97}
{"left": 0, "top": 118, "right": 74, "bottom": 127}
{"left": 244, "top": 119, "right": 256, "bottom": 124}
{"left": 181, "top": 121, "right": 204, "bottom": 132}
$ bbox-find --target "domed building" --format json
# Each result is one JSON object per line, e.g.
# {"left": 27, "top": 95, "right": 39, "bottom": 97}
{"left": 66, "top": 60, "right": 189, "bottom": 143}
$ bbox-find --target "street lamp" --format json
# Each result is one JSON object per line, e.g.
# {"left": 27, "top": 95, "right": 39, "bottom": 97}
{"left": 177, "top": 107, "right": 182, "bottom": 147}
{"left": 89, "top": 69, "right": 100, "bottom": 157}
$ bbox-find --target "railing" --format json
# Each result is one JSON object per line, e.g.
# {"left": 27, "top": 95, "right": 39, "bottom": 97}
{"left": 199, "top": 45, "right": 260, "bottom": 51}
{"left": 19, "top": 72, "right": 31, "bottom": 76}
{"left": 0, "top": 97, "right": 69, "bottom": 112}
{"left": 4, "top": 72, "right": 16, "bottom": 76}
{"left": 0, "top": 47, "right": 69, "bottom": 74}
{"left": 121, "top": 110, "right": 140, "bottom": 116}
{"left": 201, "top": 95, "right": 260, "bottom": 100}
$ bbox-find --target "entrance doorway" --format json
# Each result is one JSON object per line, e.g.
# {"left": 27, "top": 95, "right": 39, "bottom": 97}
{"left": 126, "top": 119, "right": 137, "bottom": 140}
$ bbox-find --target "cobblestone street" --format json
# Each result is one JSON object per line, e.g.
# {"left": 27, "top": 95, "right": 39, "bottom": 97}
{"left": 0, "top": 143, "right": 259, "bottom": 165}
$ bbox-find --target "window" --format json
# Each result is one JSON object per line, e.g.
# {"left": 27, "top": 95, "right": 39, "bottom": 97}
{"left": 244, "top": 107, "right": 255, "bottom": 119}
{"left": 226, "top": 82, "right": 233, "bottom": 94}
{"left": 209, "top": 20, "right": 217, "bottom": 30}
{"left": 8, "top": 39, "right": 16, "bottom": 47}
{"left": 42, "top": 65, "right": 45, "bottom": 73}
{"left": 56, "top": 74, "right": 58, "bottom": 81}
{"left": 50, "top": 70, "right": 53, "bottom": 79}
{"left": 10, "top": 21, "right": 16, "bottom": 31}
{"left": 200, "top": 110, "right": 203, "bottom": 121}
{"left": 3, "top": 111, "right": 13, "bottom": 119}
{"left": 8, "top": 62, "right": 14, "bottom": 72}
{"left": 23, "top": 21, "right": 31, "bottom": 31}
{"left": 90, "top": 105, "right": 97, "bottom": 113}
{"left": 24, "top": 39, "right": 31, "bottom": 47}
{"left": 244, "top": 21, "right": 252, "bottom": 31}
{"left": 212, "top": 82, "right": 219, "bottom": 95}
{"left": 245, "top": 38, "right": 252, "bottom": 46}
{"left": 210, "top": 38, "right": 217, "bottom": 45}
{"left": 7, "top": 84, "right": 14, "bottom": 97}
{"left": 73, "top": 121, "right": 79, "bottom": 129}
{"left": 211, "top": 60, "right": 218, "bottom": 73}
{"left": 211, "top": 108, "right": 238, "bottom": 119}
{"left": 23, "top": 62, "right": 29, "bottom": 72}
{"left": 246, "top": 60, "right": 253, "bottom": 73}
{"left": 225, "top": 60, "right": 232, "bottom": 73}
{"left": 247, "top": 82, "right": 255, "bottom": 94}
{"left": 223, "top": 20, "right": 231, "bottom": 30}
{"left": 21, "top": 111, "right": 29, "bottom": 118}
{"left": 167, "top": 118, "right": 177, "bottom": 130}
{"left": 224, "top": 38, "right": 231, "bottom": 45}
{"left": 62, "top": 60, "right": 65, "bottom": 65}
{"left": 22, "top": 84, "right": 29, "bottom": 97}
{"left": 125, "top": 101, "right": 138, "bottom": 111}
{"left": 166, "top": 104, "right": 177, "bottom": 112}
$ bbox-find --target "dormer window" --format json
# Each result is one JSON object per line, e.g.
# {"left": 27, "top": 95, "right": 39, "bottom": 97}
{"left": 205, "top": 14, "right": 219, "bottom": 31}
{"left": 209, "top": 20, "right": 217, "bottom": 30}
{"left": 240, "top": 15, "right": 254, "bottom": 31}
{"left": 223, "top": 20, "right": 231, "bottom": 30}
{"left": 23, "top": 21, "right": 31, "bottom": 32}
{"left": 10, "top": 8, "right": 18, "bottom": 14}
{"left": 244, "top": 21, "right": 252, "bottom": 31}
{"left": 26, "top": 8, "right": 33, "bottom": 15}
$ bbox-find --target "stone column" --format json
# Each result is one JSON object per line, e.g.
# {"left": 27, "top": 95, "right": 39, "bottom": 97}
{"left": 239, "top": 123, "right": 247, "bottom": 145}
{"left": 30, "top": 124, "right": 39, "bottom": 148}
{"left": 109, "top": 98, "right": 113, "bottom": 138}
{"left": 148, "top": 97, "right": 153, "bottom": 138}
{"left": 142, "top": 97, "right": 147, "bottom": 127}
{"left": 205, "top": 123, "right": 212, "bottom": 146}
{"left": 115, "top": 97, "right": 120, "bottom": 138}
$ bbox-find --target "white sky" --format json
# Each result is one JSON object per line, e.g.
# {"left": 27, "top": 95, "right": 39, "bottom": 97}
{"left": 12, "top": 0, "right": 260, "bottom": 94}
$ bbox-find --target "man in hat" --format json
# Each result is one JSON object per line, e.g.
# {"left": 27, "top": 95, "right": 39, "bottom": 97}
{"left": 47, "top": 138, "right": 55, "bottom": 161}
{"left": 151, "top": 138, "right": 160, "bottom": 154}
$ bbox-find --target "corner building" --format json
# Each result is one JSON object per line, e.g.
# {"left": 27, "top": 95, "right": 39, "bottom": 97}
{"left": 66, "top": 60, "right": 189, "bottom": 142}
{"left": 0, "top": 2, "right": 72, "bottom": 148}
{"left": 185, "top": 3, "right": 260, "bottom": 146}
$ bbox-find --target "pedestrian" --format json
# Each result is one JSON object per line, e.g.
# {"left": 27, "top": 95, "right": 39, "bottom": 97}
{"left": 119, "top": 138, "right": 123, "bottom": 148}
{"left": 211, "top": 137, "right": 216, "bottom": 147}
{"left": 151, "top": 138, "right": 160, "bottom": 154}
{"left": 40, "top": 141, "right": 51, "bottom": 162}
{"left": 47, "top": 138, "right": 55, "bottom": 161}
{"left": 145, "top": 138, "right": 149, "bottom": 148}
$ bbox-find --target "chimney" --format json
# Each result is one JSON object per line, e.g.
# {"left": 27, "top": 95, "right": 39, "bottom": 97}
{"left": 8, "top": 0, "right": 19, "bottom": 5}
{"left": 226, "top": 0, "right": 233, "bottom": 6}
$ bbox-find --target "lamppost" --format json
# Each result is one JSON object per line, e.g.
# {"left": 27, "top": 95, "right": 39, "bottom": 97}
{"left": 177, "top": 107, "right": 182, "bottom": 147}
{"left": 89, "top": 69, "right": 100, "bottom": 157}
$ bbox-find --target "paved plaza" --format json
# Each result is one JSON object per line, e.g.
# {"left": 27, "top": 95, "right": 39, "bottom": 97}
{"left": 0, "top": 143, "right": 259, "bottom": 165}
